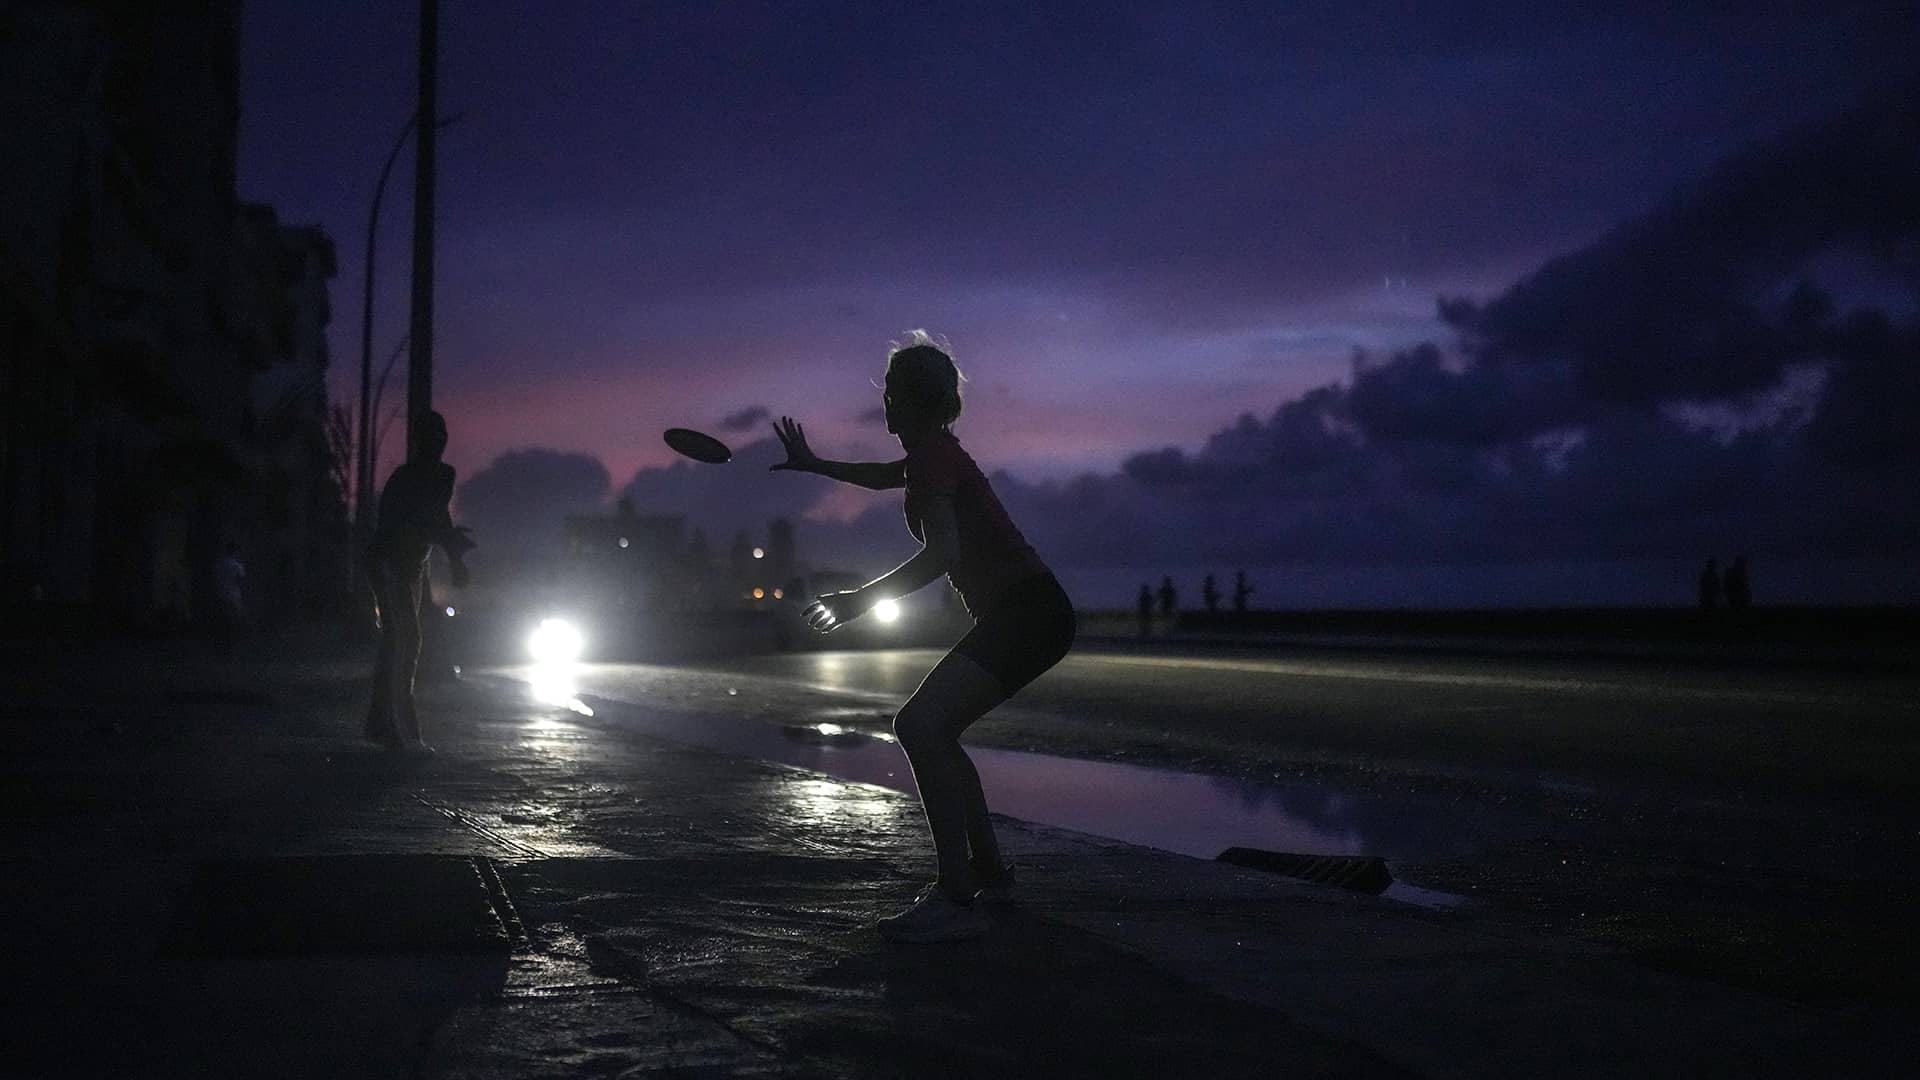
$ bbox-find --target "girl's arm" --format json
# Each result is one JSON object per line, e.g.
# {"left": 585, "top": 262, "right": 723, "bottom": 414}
{"left": 805, "top": 497, "right": 958, "bottom": 631}
{"left": 428, "top": 465, "right": 474, "bottom": 584}
{"left": 770, "top": 416, "right": 904, "bottom": 490}
{"left": 811, "top": 458, "right": 906, "bottom": 490}
{"left": 861, "top": 496, "right": 958, "bottom": 599}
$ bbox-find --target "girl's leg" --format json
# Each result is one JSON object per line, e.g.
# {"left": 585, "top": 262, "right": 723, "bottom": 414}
{"left": 367, "top": 636, "right": 396, "bottom": 741}
{"left": 391, "top": 565, "right": 425, "bottom": 745}
{"left": 894, "top": 650, "right": 1005, "bottom": 899}
{"left": 366, "top": 569, "right": 398, "bottom": 742}
{"left": 955, "top": 743, "right": 1003, "bottom": 881}
{"left": 947, "top": 692, "right": 1007, "bottom": 880}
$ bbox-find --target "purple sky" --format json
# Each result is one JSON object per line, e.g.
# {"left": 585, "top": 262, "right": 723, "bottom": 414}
{"left": 239, "top": 3, "right": 1920, "bottom": 605}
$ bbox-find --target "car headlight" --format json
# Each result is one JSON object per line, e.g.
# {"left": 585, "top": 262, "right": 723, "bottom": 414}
{"left": 528, "top": 617, "right": 584, "bottom": 663}
{"left": 872, "top": 599, "right": 901, "bottom": 623}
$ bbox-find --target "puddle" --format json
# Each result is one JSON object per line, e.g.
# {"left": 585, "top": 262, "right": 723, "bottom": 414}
{"left": 1379, "top": 881, "right": 1466, "bottom": 907}
{"left": 497, "top": 665, "right": 1482, "bottom": 907}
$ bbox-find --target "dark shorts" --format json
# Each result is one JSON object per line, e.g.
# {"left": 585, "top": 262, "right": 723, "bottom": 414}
{"left": 951, "top": 573, "right": 1076, "bottom": 697}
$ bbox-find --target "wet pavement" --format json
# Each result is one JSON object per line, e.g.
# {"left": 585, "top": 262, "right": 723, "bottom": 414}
{"left": 0, "top": 641, "right": 1911, "bottom": 1077}
{"left": 487, "top": 663, "right": 1491, "bottom": 908}
{"left": 560, "top": 645, "right": 1920, "bottom": 1002}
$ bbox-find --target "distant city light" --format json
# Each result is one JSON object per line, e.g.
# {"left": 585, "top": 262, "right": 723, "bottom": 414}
{"left": 752, "top": 587, "right": 765, "bottom": 599}
{"left": 752, "top": 547, "right": 765, "bottom": 559}
{"left": 873, "top": 599, "right": 901, "bottom": 623}
{"left": 772, "top": 588, "right": 784, "bottom": 599}
{"left": 445, "top": 606, "right": 456, "bottom": 617}
{"left": 618, "top": 536, "right": 629, "bottom": 549}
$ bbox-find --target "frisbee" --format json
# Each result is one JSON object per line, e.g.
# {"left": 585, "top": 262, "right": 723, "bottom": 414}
{"left": 664, "top": 427, "right": 732, "bottom": 464}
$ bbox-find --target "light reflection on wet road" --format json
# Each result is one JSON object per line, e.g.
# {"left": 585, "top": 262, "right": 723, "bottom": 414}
{"left": 752, "top": 644, "right": 1906, "bottom": 711}
{"left": 489, "top": 658, "right": 1519, "bottom": 878}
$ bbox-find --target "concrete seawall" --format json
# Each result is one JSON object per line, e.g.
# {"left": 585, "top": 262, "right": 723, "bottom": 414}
{"left": 1082, "top": 605, "right": 1920, "bottom": 671}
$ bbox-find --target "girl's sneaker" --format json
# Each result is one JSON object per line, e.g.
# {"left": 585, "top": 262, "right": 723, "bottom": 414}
{"left": 877, "top": 885, "right": 988, "bottom": 943}
{"left": 975, "top": 861, "right": 1017, "bottom": 905}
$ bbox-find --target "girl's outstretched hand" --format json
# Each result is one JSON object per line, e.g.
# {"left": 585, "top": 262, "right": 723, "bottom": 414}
{"left": 804, "top": 590, "right": 873, "bottom": 633}
{"left": 770, "top": 416, "right": 821, "bottom": 473}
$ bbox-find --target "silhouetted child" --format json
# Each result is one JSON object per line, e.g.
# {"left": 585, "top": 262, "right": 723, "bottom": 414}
{"left": 1201, "top": 574, "right": 1220, "bottom": 613}
{"left": 771, "top": 331, "right": 1074, "bottom": 943}
{"left": 1233, "top": 570, "right": 1254, "bottom": 614}
{"left": 1724, "top": 556, "right": 1751, "bottom": 611}
{"left": 1698, "top": 558, "right": 1721, "bottom": 610}
{"left": 364, "top": 411, "right": 472, "bottom": 753}
{"left": 1137, "top": 583, "right": 1154, "bottom": 639}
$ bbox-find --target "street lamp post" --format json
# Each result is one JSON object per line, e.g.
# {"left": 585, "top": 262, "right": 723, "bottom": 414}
{"left": 353, "top": 108, "right": 462, "bottom": 597}
{"left": 408, "top": 0, "right": 440, "bottom": 454}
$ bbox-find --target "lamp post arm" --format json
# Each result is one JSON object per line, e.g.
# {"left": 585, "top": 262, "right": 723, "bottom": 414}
{"left": 356, "top": 111, "right": 422, "bottom": 564}
{"left": 360, "top": 116, "right": 420, "bottom": 460}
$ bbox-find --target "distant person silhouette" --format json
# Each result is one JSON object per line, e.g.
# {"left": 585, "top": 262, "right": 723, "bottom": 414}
{"left": 771, "top": 330, "right": 1074, "bottom": 943}
{"left": 1201, "top": 574, "right": 1221, "bottom": 614}
{"left": 1157, "top": 575, "right": 1176, "bottom": 621}
{"left": 1137, "top": 583, "right": 1154, "bottom": 639}
{"left": 1724, "top": 556, "right": 1751, "bottom": 611}
{"left": 212, "top": 541, "right": 247, "bottom": 653}
{"left": 1233, "top": 570, "right": 1254, "bottom": 615}
{"left": 1697, "top": 558, "right": 1721, "bottom": 610}
{"left": 364, "top": 411, "right": 473, "bottom": 753}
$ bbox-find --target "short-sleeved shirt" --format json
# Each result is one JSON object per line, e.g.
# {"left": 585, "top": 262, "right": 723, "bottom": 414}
{"left": 902, "top": 429, "right": 1048, "bottom": 618}
{"left": 368, "top": 461, "right": 457, "bottom": 563}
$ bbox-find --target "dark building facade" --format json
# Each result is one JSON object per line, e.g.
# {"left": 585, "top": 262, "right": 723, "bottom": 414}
{"left": 233, "top": 203, "right": 345, "bottom": 623}
{"left": 0, "top": 2, "right": 344, "bottom": 634}
{"left": 563, "top": 499, "right": 693, "bottom": 613}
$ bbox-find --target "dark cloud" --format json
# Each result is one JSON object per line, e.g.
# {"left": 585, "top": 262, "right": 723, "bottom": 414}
{"left": 1121, "top": 385, "right": 1368, "bottom": 498}
{"left": 1455, "top": 101, "right": 1920, "bottom": 414}
{"left": 1344, "top": 344, "right": 1580, "bottom": 450}
{"left": 718, "top": 406, "right": 771, "bottom": 433}
{"left": 616, "top": 436, "right": 839, "bottom": 546}
{"left": 1023, "top": 100, "right": 1920, "bottom": 570}
{"left": 455, "top": 448, "right": 612, "bottom": 563}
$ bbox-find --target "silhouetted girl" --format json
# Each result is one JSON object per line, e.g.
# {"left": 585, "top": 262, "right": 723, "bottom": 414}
{"left": 772, "top": 331, "right": 1075, "bottom": 942}
{"left": 365, "top": 410, "right": 472, "bottom": 752}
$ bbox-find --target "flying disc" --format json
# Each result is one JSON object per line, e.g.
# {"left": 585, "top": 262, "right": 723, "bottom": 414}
{"left": 664, "top": 428, "right": 732, "bottom": 464}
